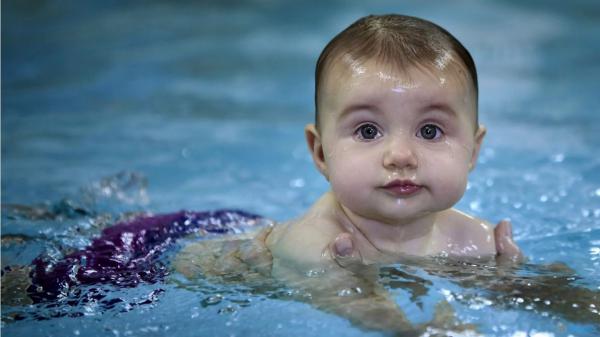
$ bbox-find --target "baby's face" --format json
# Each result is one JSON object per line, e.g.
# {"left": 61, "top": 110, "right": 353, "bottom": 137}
{"left": 314, "top": 59, "right": 484, "bottom": 224}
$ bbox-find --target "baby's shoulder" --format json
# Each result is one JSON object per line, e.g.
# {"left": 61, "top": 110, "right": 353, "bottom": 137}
{"left": 266, "top": 217, "right": 341, "bottom": 273}
{"left": 437, "top": 208, "right": 496, "bottom": 256}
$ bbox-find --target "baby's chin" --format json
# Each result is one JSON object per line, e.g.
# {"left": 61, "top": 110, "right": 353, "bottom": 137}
{"left": 333, "top": 189, "right": 458, "bottom": 223}
{"left": 346, "top": 206, "right": 438, "bottom": 226}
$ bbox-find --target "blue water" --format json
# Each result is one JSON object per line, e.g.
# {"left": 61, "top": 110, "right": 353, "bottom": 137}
{"left": 2, "top": 0, "right": 600, "bottom": 336}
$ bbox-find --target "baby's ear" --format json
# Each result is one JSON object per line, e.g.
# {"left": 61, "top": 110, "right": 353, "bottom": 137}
{"left": 305, "top": 124, "right": 329, "bottom": 179}
{"left": 469, "top": 125, "right": 486, "bottom": 172}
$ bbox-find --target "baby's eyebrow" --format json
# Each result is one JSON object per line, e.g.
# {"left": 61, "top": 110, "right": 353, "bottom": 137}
{"left": 338, "top": 102, "right": 457, "bottom": 120}
{"left": 421, "top": 103, "right": 457, "bottom": 117}
{"left": 338, "top": 103, "right": 382, "bottom": 120}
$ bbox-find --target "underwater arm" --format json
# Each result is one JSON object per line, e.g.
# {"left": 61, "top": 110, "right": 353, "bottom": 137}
{"left": 173, "top": 226, "right": 274, "bottom": 283}
{"left": 273, "top": 234, "right": 473, "bottom": 335}
{"left": 175, "top": 227, "right": 473, "bottom": 334}
{"left": 488, "top": 263, "right": 600, "bottom": 324}
{"left": 303, "top": 274, "right": 422, "bottom": 335}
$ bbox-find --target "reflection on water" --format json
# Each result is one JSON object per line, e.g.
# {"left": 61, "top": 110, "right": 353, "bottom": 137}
{"left": 2, "top": 185, "right": 599, "bottom": 335}
{"left": 2, "top": 0, "right": 600, "bottom": 336}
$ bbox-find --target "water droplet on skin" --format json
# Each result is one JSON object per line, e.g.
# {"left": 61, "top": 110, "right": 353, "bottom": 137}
{"left": 337, "top": 287, "right": 362, "bottom": 297}
{"left": 337, "top": 288, "right": 352, "bottom": 297}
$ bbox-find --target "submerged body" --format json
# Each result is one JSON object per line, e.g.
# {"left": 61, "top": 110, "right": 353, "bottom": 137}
{"left": 174, "top": 208, "right": 598, "bottom": 334}
{"left": 3, "top": 207, "right": 595, "bottom": 334}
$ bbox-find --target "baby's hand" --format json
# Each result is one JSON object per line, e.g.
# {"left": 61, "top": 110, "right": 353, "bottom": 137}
{"left": 328, "top": 233, "right": 377, "bottom": 278}
{"left": 494, "top": 220, "right": 523, "bottom": 263}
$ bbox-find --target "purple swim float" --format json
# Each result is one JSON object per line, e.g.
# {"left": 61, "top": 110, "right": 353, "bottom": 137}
{"left": 28, "top": 210, "right": 263, "bottom": 303}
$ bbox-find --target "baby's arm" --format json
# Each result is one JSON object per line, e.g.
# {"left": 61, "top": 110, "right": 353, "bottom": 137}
{"left": 268, "top": 226, "right": 474, "bottom": 334}
{"left": 173, "top": 226, "right": 422, "bottom": 333}
{"left": 174, "top": 224, "right": 475, "bottom": 334}
{"left": 291, "top": 265, "right": 422, "bottom": 335}
{"left": 173, "top": 226, "right": 273, "bottom": 283}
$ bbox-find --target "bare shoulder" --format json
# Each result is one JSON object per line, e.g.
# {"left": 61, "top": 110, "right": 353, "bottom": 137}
{"left": 437, "top": 208, "right": 496, "bottom": 257}
{"left": 266, "top": 195, "right": 344, "bottom": 275}
{"left": 267, "top": 219, "right": 340, "bottom": 274}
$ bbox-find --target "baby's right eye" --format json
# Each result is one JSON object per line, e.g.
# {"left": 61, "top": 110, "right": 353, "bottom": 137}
{"left": 356, "top": 123, "right": 381, "bottom": 140}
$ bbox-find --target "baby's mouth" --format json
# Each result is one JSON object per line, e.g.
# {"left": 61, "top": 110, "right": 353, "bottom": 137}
{"left": 381, "top": 180, "right": 423, "bottom": 196}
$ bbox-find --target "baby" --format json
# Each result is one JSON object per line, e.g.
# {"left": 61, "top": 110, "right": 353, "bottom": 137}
{"left": 0, "top": 14, "right": 529, "bottom": 333}
{"left": 264, "top": 13, "right": 523, "bottom": 279}
{"left": 174, "top": 15, "right": 524, "bottom": 334}
{"left": 177, "top": 12, "right": 521, "bottom": 298}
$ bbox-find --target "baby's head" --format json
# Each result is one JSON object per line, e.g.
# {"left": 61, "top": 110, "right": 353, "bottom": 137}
{"left": 306, "top": 14, "right": 486, "bottom": 223}
{"left": 314, "top": 14, "right": 478, "bottom": 131}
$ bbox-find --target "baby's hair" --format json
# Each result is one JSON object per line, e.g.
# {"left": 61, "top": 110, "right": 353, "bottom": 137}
{"left": 314, "top": 14, "right": 478, "bottom": 129}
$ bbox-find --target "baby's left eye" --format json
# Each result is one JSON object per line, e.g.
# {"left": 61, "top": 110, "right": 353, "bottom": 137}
{"left": 418, "top": 124, "right": 443, "bottom": 140}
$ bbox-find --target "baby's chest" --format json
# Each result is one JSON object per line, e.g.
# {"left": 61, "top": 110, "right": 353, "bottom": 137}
{"left": 435, "top": 226, "right": 496, "bottom": 257}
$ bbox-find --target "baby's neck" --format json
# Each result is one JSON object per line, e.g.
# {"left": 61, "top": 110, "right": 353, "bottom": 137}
{"left": 334, "top": 201, "right": 440, "bottom": 259}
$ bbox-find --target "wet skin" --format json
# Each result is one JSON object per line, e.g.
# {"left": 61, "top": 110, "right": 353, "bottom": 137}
{"left": 174, "top": 61, "right": 526, "bottom": 333}
{"left": 173, "top": 219, "right": 523, "bottom": 335}
{"left": 271, "top": 60, "right": 496, "bottom": 271}
{"left": 174, "top": 221, "right": 600, "bottom": 334}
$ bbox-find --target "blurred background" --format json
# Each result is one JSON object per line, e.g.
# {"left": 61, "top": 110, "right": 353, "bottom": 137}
{"left": 2, "top": 1, "right": 600, "bottom": 336}
{"left": 3, "top": 0, "right": 600, "bottom": 265}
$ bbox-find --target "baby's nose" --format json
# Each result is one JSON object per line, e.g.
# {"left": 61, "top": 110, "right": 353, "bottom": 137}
{"left": 382, "top": 136, "right": 418, "bottom": 170}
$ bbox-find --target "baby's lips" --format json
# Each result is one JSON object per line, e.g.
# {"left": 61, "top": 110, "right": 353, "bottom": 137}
{"left": 381, "top": 180, "right": 423, "bottom": 196}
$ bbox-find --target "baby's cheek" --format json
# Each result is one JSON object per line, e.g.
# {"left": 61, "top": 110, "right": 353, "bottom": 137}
{"left": 328, "top": 156, "right": 372, "bottom": 200}
{"left": 428, "top": 159, "right": 470, "bottom": 206}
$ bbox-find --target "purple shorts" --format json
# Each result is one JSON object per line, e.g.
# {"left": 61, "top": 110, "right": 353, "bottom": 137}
{"left": 28, "top": 210, "right": 263, "bottom": 302}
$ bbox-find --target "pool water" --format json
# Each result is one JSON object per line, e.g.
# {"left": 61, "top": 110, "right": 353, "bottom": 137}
{"left": 2, "top": 0, "right": 600, "bottom": 336}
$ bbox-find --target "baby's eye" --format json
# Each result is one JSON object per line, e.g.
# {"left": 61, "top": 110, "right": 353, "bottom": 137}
{"left": 356, "top": 123, "right": 381, "bottom": 140}
{"left": 418, "top": 124, "right": 443, "bottom": 140}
